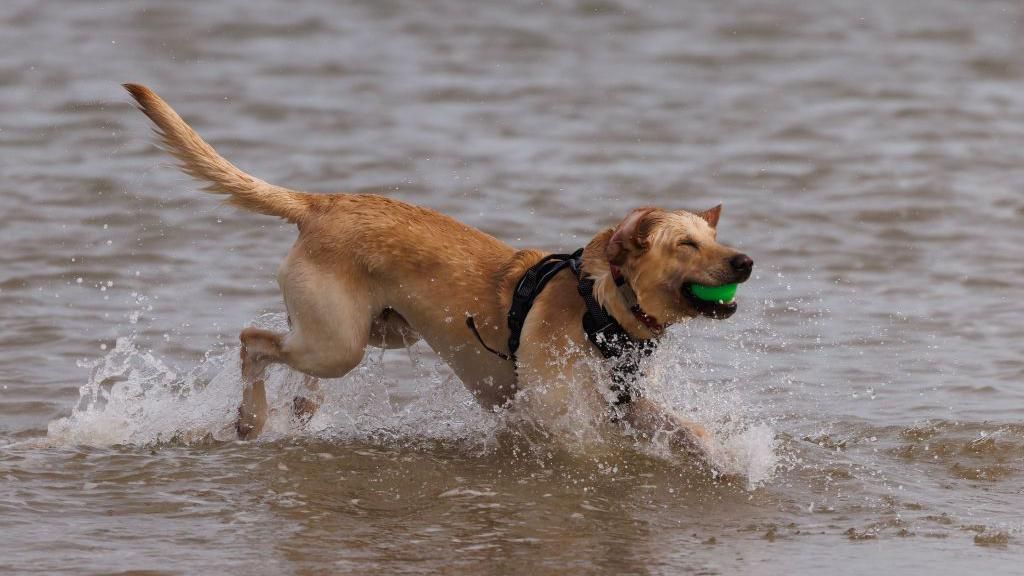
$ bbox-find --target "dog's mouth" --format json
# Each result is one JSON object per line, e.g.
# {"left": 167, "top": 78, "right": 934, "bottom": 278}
{"left": 682, "top": 283, "right": 738, "bottom": 319}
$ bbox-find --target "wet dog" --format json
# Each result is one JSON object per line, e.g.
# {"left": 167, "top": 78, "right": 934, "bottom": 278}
{"left": 124, "top": 84, "right": 752, "bottom": 463}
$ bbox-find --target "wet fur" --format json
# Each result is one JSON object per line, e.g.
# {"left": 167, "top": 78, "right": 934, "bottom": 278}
{"left": 124, "top": 84, "right": 751, "bottom": 464}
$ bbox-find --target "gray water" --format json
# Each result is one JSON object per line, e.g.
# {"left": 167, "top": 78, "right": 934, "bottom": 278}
{"left": 2, "top": 0, "right": 1023, "bottom": 573}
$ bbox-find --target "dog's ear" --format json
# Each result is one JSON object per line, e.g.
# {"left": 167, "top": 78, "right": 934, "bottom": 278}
{"left": 606, "top": 207, "right": 659, "bottom": 265}
{"left": 698, "top": 204, "right": 722, "bottom": 229}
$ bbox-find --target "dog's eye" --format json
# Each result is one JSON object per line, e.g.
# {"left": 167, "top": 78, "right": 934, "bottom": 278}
{"left": 678, "top": 239, "right": 699, "bottom": 250}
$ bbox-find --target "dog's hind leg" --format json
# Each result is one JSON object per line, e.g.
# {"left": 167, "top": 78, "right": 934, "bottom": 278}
{"left": 274, "top": 256, "right": 376, "bottom": 433}
{"left": 237, "top": 312, "right": 368, "bottom": 439}
{"left": 237, "top": 327, "right": 285, "bottom": 440}
{"left": 236, "top": 317, "right": 370, "bottom": 439}
{"left": 234, "top": 244, "right": 376, "bottom": 439}
{"left": 290, "top": 306, "right": 417, "bottom": 428}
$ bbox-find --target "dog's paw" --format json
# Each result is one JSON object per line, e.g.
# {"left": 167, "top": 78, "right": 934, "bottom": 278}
{"left": 668, "top": 425, "right": 711, "bottom": 461}
{"left": 684, "top": 422, "right": 710, "bottom": 442}
{"left": 292, "top": 395, "right": 318, "bottom": 425}
{"left": 236, "top": 406, "right": 259, "bottom": 440}
{"left": 713, "top": 472, "right": 747, "bottom": 487}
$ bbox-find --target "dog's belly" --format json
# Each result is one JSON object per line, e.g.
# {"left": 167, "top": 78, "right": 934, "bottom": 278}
{"left": 369, "top": 308, "right": 420, "bottom": 349}
{"left": 392, "top": 307, "right": 518, "bottom": 408}
{"left": 367, "top": 307, "right": 516, "bottom": 406}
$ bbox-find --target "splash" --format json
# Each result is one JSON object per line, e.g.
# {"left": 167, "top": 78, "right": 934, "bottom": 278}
{"left": 642, "top": 329, "right": 780, "bottom": 487}
{"left": 46, "top": 313, "right": 777, "bottom": 487}
{"left": 47, "top": 313, "right": 501, "bottom": 449}
{"left": 47, "top": 334, "right": 257, "bottom": 446}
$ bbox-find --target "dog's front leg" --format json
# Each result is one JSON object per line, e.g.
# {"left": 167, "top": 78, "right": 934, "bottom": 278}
{"left": 622, "top": 397, "right": 710, "bottom": 462}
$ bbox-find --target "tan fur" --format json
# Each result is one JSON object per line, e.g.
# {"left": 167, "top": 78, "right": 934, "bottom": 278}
{"left": 123, "top": 83, "right": 318, "bottom": 223}
{"left": 125, "top": 84, "right": 752, "bottom": 464}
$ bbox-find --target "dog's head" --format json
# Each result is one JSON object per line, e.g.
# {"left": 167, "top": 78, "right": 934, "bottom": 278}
{"left": 605, "top": 205, "right": 752, "bottom": 323}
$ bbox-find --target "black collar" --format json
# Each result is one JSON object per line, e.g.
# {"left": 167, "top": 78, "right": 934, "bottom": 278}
{"left": 466, "top": 248, "right": 657, "bottom": 405}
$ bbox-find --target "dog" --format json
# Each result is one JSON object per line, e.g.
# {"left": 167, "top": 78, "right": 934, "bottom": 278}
{"left": 124, "top": 84, "right": 753, "bottom": 464}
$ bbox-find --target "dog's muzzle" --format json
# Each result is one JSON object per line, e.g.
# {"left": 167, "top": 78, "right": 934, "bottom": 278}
{"left": 683, "top": 254, "right": 752, "bottom": 319}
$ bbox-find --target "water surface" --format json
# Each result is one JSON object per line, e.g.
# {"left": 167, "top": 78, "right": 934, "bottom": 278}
{"left": 2, "top": 0, "right": 1023, "bottom": 573}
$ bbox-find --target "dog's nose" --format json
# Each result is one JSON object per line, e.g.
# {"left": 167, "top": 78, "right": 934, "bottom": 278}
{"left": 730, "top": 254, "right": 753, "bottom": 277}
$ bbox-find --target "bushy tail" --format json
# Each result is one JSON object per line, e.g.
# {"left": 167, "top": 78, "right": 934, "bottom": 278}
{"left": 123, "top": 83, "right": 316, "bottom": 223}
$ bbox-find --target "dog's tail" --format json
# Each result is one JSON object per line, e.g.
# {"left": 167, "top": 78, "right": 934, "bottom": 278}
{"left": 123, "top": 83, "right": 317, "bottom": 223}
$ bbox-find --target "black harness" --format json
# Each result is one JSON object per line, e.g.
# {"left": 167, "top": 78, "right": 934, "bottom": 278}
{"left": 466, "top": 248, "right": 656, "bottom": 405}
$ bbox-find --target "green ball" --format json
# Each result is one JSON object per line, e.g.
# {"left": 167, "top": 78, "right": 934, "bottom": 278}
{"left": 690, "top": 283, "right": 738, "bottom": 303}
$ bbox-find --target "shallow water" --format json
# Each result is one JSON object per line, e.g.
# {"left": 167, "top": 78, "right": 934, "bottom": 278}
{"left": 2, "top": 0, "right": 1023, "bottom": 573}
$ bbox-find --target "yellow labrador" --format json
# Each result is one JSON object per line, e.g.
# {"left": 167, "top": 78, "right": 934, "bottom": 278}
{"left": 124, "top": 84, "right": 752, "bottom": 464}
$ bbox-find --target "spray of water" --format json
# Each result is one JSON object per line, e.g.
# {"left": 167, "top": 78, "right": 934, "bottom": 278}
{"left": 47, "top": 312, "right": 779, "bottom": 488}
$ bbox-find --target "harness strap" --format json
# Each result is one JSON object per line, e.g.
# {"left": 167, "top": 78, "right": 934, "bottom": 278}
{"left": 467, "top": 247, "right": 656, "bottom": 406}
{"left": 506, "top": 249, "right": 583, "bottom": 358}
{"left": 466, "top": 316, "right": 510, "bottom": 361}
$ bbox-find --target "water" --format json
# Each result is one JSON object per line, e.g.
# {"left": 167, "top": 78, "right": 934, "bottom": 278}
{"left": 2, "top": 0, "right": 1022, "bottom": 573}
